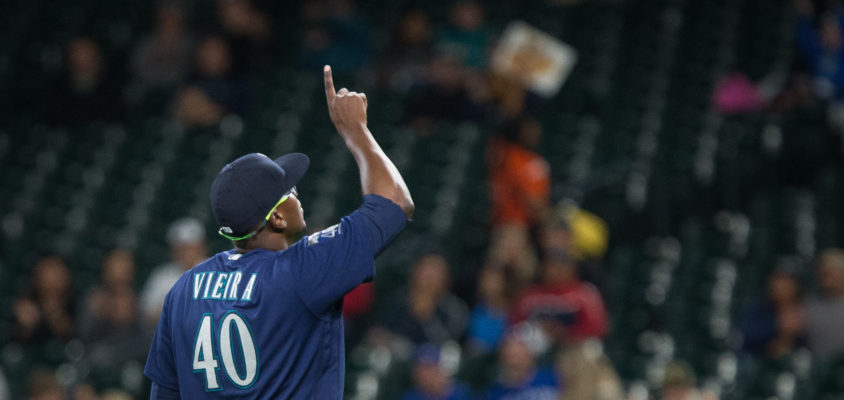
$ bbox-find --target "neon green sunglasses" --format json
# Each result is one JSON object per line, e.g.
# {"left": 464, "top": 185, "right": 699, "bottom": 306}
{"left": 218, "top": 186, "right": 298, "bottom": 241}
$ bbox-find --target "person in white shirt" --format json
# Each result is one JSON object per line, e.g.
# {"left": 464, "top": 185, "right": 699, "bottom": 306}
{"left": 806, "top": 248, "right": 844, "bottom": 360}
{"left": 139, "top": 217, "right": 208, "bottom": 325}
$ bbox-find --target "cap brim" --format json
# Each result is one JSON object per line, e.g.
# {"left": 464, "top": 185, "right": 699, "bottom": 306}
{"left": 274, "top": 153, "right": 309, "bottom": 190}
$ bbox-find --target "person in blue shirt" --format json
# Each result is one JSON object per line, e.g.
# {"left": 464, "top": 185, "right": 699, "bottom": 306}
{"left": 486, "top": 327, "right": 561, "bottom": 400}
{"left": 402, "top": 344, "right": 474, "bottom": 400}
{"left": 794, "top": 1, "right": 844, "bottom": 99}
{"left": 466, "top": 266, "right": 510, "bottom": 355}
{"left": 739, "top": 267, "right": 806, "bottom": 358}
{"left": 144, "top": 65, "right": 414, "bottom": 399}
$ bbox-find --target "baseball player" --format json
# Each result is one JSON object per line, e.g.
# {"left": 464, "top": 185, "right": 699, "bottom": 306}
{"left": 144, "top": 65, "right": 414, "bottom": 399}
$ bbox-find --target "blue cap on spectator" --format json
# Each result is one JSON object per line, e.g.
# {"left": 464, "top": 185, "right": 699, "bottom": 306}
{"left": 210, "top": 152, "right": 309, "bottom": 237}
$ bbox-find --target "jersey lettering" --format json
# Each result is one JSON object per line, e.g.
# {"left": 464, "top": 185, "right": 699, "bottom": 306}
{"left": 211, "top": 273, "right": 228, "bottom": 299}
{"left": 193, "top": 272, "right": 207, "bottom": 299}
{"left": 241, "top": 273, "right": 257, "bottom": 302}
{"left": 222, "top": 272, "right": 233, "bottom": 300}
{"left": 192, "top": 271, "right": 253, "bottom": 302}
{"left": 228, "top": 272, "right": 242, "bottom": 300}
{"left": 203, "top": 272, "right": 215, "bottom": 299}
{"left": 307, "top": 223, "right": 343, "bottom": 246}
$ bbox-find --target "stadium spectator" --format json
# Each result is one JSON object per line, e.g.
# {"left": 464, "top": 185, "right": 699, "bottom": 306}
{"left": 140, "top": 217, "right": 207, "bottom": 325}
{"left": 435, "top": 1, "right": 492, "bottom": 69}
{"left": 381, "top": 253, "right": 469, "bottom": 345}
{"left": 555, "top": 339, "right": 624, "bottom": 400}
{"left": 343, "top": 281, "right": 375, "bottom": 345}
{"left": 26, "top": 369, "right": 64, "bottom": 400}
{"left": 509, "top": 243, "right": 622, "bottom": 399}
{"left": 539, "top": 213, "right": 575, "bottom": 256}
{"left": 401, "top": 344, "right": 473, "bottom": 400}
{"left": 379, "top": 7, "right": 434, "bottom": 90}
{"left": 486, "top": 328, "right": 561, "bottom": 400}
{"left": 793, "top": 0, "right": 844, "bottom": 100}
{"left": 72, "top": 382, "right": 99, "bottom": 400}
{"left": 12, "top": 255, "right": 76, "bottom": 345}
{"left": 466, "top": 266, "right": 512, "bottom": 355}
{"left": 173, "top": 35, "right": 248, "bottom": 126}
{"left": 660, "top": 360, "right": 718, "bottom": 400}
{"left": 78, "top": 249, "right": 149, "bottom": 375}
{"left": 74, "top": 384, "right": 133, "bottom": 400}
{"left": 510, "top": 248, "right": 609, "bottom": 345}
{"left": 806, "top": 248, "right": 844, "bottom": 359}
{"left": 100, "top": 389, "right": 134, "bottom": 400}
{"left": 487, "top": 74, "right": 526, "bottom": 120}
{"left": 403, "top": 52, "right": 489, "bottom": 131}
{"left": 344, "top": 282, "right": 374, "bottom": 320}
{"left": 551, "top": 203, "right": 611, "bottom": 293}
{"left": 538, "top": 207, "right": 609, "bottom": 297}
{"left": 80, "top": 284, "right": 151, "bottom": 376}
{"left": 768, "top": 72, "right": 818, "bottom": 113}
{"left": 128, "top": 3, "right": 193, "bottom": 102}
{"left": 215, "top": 0, "right": 273, "bottom": 75}
{"left": 486, "top": 116, "right": 551, "bottom": 286}
{"left": 51, "top": 37, "right": 123, "bottom": 126}
{"left": 298, "top": 0, "right": 371, "bottom": 71}
{"left": 739, "top": 266, "right": 806, "bottom": 358}
{"left": 79, "top": 248, "right": 136, "bottom": 335}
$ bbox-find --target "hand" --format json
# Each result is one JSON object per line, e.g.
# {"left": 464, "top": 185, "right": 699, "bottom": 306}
{"left": 324, "top": 65, "right": 368, "bottom": 134}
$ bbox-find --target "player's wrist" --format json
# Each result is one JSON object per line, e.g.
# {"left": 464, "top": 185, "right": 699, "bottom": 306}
{"left": 337, "top": 123, "right": 369, "bottom": 138}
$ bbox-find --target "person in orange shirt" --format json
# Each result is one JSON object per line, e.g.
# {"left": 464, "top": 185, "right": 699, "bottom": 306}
{"left": 486, "top": 115, "right": 551, "bottom": 286}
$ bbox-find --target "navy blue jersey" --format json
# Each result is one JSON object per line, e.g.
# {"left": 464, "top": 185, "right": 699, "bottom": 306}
{"left": 144, "top": 194, "right": 407, "bottom": 398}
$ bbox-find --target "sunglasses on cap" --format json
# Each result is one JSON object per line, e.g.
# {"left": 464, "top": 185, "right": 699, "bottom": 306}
{"left": 218, "top": 186, "right": 298, "bottom": 241}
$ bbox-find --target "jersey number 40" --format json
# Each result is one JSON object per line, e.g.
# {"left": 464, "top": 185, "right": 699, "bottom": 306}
{"left": 193, "top": 312, "right": 259, "bottom": 391}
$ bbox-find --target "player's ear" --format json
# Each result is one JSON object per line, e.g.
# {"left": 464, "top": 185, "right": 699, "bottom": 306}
{"left": 269, "top": 209, "right": 287, "bottom": 231}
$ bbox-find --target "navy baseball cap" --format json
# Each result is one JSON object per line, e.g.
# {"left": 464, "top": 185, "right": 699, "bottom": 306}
{"left": 210, "top": 152, "right": 309, "bottom": 238}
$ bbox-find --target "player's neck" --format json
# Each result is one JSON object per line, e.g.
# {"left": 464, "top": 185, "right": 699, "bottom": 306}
{"left": 236, "top": 232, "right": 295, "bottom": 253}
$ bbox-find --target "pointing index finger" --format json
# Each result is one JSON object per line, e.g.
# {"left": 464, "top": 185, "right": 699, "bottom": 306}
{"left": 324, "top": 65, "right": 336, "bottom": 101}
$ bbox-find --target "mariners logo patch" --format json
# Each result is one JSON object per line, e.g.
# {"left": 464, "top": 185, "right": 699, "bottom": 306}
{"left": 307, "top": 223, "right": 342, "bottom": 246}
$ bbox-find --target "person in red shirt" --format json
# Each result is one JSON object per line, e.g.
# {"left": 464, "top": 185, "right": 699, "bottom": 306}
{"left": 343, "top": 282, "right": 375, "bottom": 345}
{"left": 486, "top": 116, "right": 551, "bottom": 286}
{"left": 510, "top": 247, "right": 608, "bottom": 345}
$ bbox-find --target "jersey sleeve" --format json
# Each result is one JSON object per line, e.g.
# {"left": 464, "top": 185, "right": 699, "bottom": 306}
{"left": 292, "top": 194, "right": 408, "bottom": 316}
{"left": 144, "top": 291, "right": 179, "bottom": 391}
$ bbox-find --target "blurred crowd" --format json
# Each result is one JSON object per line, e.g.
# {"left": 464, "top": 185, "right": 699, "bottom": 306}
{"left": 8, "top": 218, "right": 208, "bottom": 399}
{"left": 33, "top": 0, "right": 559, "bottom": 130}
{"left": 738, "top": 251, "right": 844, "bottom": 363}
{"left": 5, "top": 0, "right": 844, "bottom": 399}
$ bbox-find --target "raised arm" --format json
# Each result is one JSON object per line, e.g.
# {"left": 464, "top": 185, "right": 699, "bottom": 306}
{"left": 323, "top": 65, "right": 414, "bottom": 217}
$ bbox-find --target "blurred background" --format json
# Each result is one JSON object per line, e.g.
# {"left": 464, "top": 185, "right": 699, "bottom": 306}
{"left": 1, "top": 0, "right": 844, "bottom": 399}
